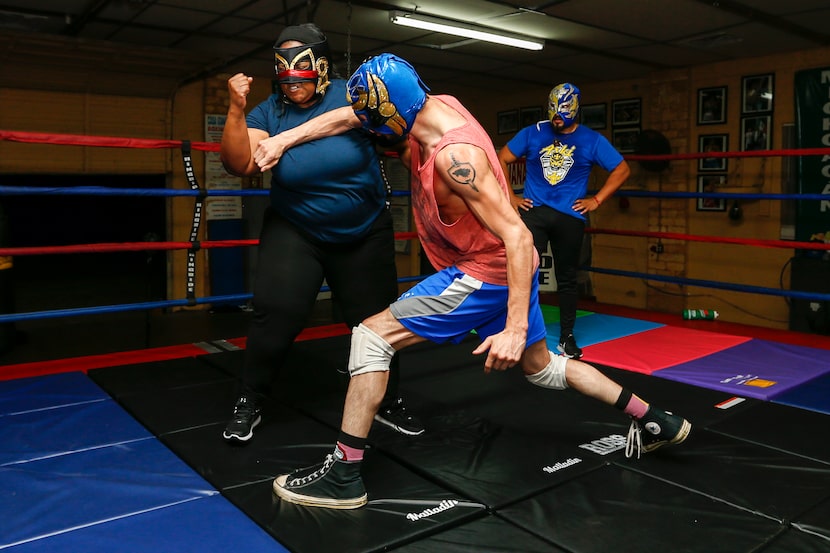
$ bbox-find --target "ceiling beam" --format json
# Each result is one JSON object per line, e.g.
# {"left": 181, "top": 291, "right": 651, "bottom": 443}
{"left": 692, "top": 0, "right": 830, "bottom": 45}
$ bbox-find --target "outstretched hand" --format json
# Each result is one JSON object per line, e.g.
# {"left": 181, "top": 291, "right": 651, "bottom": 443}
{"left": 472, "top": 329, "right": 527, "bottom": 373}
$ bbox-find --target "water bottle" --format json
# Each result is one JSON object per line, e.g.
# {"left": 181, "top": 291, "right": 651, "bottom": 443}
{"left": 683, "top": 309, "right": 719, "bottom": 320}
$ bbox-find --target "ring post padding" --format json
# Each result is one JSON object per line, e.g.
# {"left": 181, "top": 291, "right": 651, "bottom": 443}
{"left": 180, "top": 140, "right": 204, "bottom": 303}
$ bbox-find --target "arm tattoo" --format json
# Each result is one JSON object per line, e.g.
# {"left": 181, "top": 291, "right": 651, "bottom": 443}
{"left": 447, "top": 152, "right": 478, "bottom": 192}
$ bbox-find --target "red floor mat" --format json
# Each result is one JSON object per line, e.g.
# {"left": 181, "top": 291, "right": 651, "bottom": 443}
{"left": 582, "top": 325, "right": 752, "bottom": 374}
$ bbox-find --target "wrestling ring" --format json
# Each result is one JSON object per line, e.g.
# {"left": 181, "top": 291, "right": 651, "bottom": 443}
{"left": 1, "top": 129, "right": 830, "bottom": 552}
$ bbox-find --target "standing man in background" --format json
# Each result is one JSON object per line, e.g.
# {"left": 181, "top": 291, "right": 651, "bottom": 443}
{"left": 498, "top": 83, "right": 630, "bottom": 359}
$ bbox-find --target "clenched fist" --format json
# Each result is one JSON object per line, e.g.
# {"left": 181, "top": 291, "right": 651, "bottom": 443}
{"left": 228, "top": 73, "right": 253, "bottom": 111}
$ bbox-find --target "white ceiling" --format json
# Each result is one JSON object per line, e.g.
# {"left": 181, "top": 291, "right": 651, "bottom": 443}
{"left": 0, "top": 0, "right": 828, "bottom": 97}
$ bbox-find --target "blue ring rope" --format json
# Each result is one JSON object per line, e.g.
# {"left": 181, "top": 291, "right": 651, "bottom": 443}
{"left": 1, "top": 269, "right": 828, "bottom": 325}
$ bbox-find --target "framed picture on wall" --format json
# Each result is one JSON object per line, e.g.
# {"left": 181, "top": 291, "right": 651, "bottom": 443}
{"left": 581, "top": 103, "right": 607, "bottom": 129}
{"left": 520, "top": 106, "right": 544, "bottom": 127}
{"left": 697, "top": 86, "right": 726, "bottom": 125}
{"left": 497, "top": 110, "right": 519, "bottom": 135}
{"left": 742, "top": 73, "right": 774, "bottom": 114}
{"left": 698, "top": 134, "right": 728, "bottom": 171}
{"left": 612, "top": 127, "right": 640, "bottom": 153}
{"left": 612, "top": 98, "right": 641, "bottom": 126}
{"left": 697, "top": 175, "right": 727, "bottom": 212}
{"left": 741, "top": 115, "right": 771, "bottom": 151}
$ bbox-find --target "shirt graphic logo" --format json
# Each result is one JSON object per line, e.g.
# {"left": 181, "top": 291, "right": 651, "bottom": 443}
{"left": 539, "top": 141, "right": 575, "bottom": 185}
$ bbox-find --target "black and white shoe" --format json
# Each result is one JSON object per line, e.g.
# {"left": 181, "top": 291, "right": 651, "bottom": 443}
{"left": 626, "top": 406, "right": 691, "bottom": 458}
{"left": 557, "top": 333, "right": 583, "bottom": 359}
{"left": 273, "top": 447, "right": 367, "bottom": 509}
{"left": 222, "top": 395, "right": 261, "bottom": 443}
{"left": 374, "top": 397, "right": 425, "bottom": 436}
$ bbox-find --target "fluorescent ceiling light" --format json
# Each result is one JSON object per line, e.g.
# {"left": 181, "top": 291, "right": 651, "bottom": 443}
{"left": 390, "top": 11, "right": 544, "bottom": 51}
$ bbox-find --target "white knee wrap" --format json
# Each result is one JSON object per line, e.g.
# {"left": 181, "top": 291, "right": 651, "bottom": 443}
{"left": 347, "top": 323, "right": 395, "bottom": 377}
{"left": 526, "top": 352, "right": 569, "bottom": 390}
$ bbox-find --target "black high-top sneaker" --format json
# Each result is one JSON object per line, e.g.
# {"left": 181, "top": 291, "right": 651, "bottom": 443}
{"left": 273, "top": 446, "right": 367, "bottom": 509}
{"left": 626, "top": 406, "right": 691, "bottom": 458}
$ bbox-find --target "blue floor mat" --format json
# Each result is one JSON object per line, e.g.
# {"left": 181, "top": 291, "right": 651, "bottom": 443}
{"left": 5, "top": 495, "right": 290, "bottom": 553}
{"left": 1, "top": 399, "right": 152, "bottom": 466}
{"left": 545, "top": 312, "right": 664, "bottom": 348}
{"left": 0, "top": 371, "right": 108, "bottom": 416}
{"left": 0, "top": 438, "right": 216, "bottom": 549}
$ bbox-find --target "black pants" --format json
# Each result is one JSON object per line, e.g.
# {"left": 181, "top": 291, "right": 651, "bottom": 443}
{"left": 242, "top": 207, "right": 401, "bottom": 403}
{"left": 520, "top": 205, "right": 585, "bottom": 340}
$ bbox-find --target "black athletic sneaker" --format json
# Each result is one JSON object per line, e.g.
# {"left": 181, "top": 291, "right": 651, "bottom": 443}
{"left": 222, "top": 395, "right": 261, "bottom": 443}
{"left": 557, "top": 334, "right": 583, "bottom": 359}
{"left": 625, "top": 406, "right": 691, "bottom": 458}
{"left": 273, "top": 447, "right": 367, "bottom": 509}
{"left": 374, "top": 397, "right": 425, "bottom": 436}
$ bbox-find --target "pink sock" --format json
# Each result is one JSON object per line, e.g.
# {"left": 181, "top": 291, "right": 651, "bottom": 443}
{"left": 336, "top": 442, "right": 364, "bottom": 462}
{"left": 624, "top": 395, "right": 650, "bottom": 419}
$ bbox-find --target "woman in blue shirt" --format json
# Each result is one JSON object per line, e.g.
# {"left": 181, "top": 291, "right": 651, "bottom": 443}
{"left": 219, "top": 24, "right": 422, "bottom": 443}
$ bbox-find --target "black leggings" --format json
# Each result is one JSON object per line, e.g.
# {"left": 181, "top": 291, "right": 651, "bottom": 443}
{"left": 520, "top": 205, "right": 585, "bottom": 339}
{"left": 242, "top": 208, "right": 401, "bottom": 403}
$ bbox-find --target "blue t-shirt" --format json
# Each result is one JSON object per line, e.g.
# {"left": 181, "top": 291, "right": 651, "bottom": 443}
{"left": 506, "top": 122, "right": 623, "bottom": 221}
{"left": 246, "top": 80, "right": 385, "bottom": 243}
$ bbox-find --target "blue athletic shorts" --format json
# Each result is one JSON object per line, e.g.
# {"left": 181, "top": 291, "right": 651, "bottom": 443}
{"left": 389, "top": 266, "right": 547, "bottom": 347}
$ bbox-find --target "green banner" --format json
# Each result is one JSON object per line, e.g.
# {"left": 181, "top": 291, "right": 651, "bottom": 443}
{"left": 794, "top": 67, "right": 830, "bottom": 243}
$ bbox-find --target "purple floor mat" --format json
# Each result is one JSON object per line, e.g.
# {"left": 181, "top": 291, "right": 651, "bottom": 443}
{"left": 655, "top": 339, "right": 830, "bottom": 400}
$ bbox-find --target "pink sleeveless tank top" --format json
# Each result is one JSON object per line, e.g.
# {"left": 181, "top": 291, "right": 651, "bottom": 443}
{"left": 408, "top": 95, "right": 532, "bottom": 286}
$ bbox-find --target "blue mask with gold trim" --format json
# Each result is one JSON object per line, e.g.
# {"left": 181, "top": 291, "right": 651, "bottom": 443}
{"left": 548, "top": 83, "right": 580, "bottom": 126}
{"left": 347, "top": 54, "right": 429, "bottom": 136}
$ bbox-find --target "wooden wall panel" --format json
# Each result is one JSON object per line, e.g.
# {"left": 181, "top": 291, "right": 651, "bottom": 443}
{"left": 86, "top": 95, "right": 170, "bottom": 173}
{"left": 0, "top": 89, "right": 87, "bottom": 172}
{"left": 0, "top": 89, "right": 170, "bottom": 174}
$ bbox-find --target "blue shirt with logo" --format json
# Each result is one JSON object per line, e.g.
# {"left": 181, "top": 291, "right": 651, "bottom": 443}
{"left": 506, "top": 122, "right": 623, "bottom": 221}
{"left": 246, "top": 79, "right": 385, "bottom": 243}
